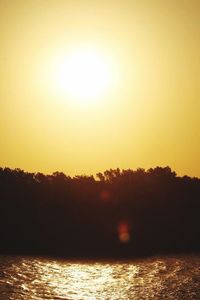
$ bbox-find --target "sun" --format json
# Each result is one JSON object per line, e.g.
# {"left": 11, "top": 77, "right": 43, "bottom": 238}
{"left": 54, "top": 47, "right": 113, "bottom": 102}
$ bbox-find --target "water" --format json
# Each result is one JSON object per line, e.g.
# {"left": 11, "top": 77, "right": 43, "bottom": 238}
{"left": 0, "top": 255, "right": 200, "bottom": 299}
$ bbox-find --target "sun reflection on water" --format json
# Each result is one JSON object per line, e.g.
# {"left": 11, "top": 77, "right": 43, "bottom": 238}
{"left": 2, "top": 256, "right": 199, "bottom": 300}
{"left": 36, "top": 260, "right": 140, "bottom": 299}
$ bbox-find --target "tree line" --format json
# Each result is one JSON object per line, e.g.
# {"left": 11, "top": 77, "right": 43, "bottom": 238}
{"left": 0, "top": 166, "right": 200, "bottom": 258}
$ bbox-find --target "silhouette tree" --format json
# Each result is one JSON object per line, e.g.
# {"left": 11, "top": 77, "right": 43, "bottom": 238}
{"left": 0, "top": 166, "right": 200, "bottom": 258}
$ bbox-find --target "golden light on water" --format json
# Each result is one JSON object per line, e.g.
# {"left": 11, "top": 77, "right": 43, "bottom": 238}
{"left": 3, "top": 256, "right": 198, "bottom": 299}
{"left": 36, "top": 259, "right": 140, "bottom": 299}
{"left": 38, "top": 261, "right": 116, "bottom": 298}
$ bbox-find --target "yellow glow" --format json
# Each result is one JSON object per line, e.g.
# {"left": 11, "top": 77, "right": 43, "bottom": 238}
{"left": 52, "top": 47, "right": 113, "bottom": 102}
{"left": 0, "top": 0, "right": 200, "bottom": 177}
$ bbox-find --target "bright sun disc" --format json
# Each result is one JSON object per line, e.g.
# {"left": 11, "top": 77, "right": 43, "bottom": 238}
{"left": 54, "top": 48, "right": 112, "bottom": 101}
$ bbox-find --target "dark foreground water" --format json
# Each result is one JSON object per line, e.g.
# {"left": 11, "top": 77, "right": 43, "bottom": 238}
{"left": 0, "top": 255, "right": 200, "bottom": 299}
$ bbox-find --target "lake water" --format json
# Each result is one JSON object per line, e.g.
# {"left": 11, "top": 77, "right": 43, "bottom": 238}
{"left": 0, "top": 255, "right": 200, "bottom": 299}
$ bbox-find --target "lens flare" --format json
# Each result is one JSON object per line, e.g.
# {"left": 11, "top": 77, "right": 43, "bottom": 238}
{"left": 118, "top": 222, "right": 130, "bottom": 243}
{"left": 99, "top": 190, "right": 110, "bottom": 202}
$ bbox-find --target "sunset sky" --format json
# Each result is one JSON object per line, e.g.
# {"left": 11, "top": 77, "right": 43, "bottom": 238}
{"left": 0, "top": 0, "right": 199, "bottom": 177}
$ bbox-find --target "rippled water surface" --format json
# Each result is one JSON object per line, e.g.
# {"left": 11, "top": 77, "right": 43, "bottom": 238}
{"left": 0, "top": 255, "right": 200, "bottom": 299}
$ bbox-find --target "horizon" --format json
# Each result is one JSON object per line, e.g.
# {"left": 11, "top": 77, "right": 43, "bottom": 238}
{"left": 1, "top": 165, "right": 200, "bottom": 180}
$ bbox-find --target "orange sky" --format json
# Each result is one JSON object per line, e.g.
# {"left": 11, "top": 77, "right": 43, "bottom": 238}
{"left": 0, "top": 0, "right": 200, "bottom": 177}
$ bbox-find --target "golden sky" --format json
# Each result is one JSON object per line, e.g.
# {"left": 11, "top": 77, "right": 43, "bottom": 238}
{"left": 0, "top": 0, "right": 200, "bottom": 177}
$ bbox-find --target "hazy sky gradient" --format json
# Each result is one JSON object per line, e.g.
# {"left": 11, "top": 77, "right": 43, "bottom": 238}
{"left": 0, "top": 0, "right": 199, "bottom": 176}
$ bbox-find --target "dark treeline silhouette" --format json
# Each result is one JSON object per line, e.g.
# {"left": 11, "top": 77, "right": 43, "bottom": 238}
{"left": 0, "top": 166, "right": 200, "bottom": 258}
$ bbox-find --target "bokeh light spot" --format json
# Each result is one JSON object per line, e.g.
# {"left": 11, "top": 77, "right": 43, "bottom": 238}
{"left": 118, "top": 222, "right": 131, "bottom": 243}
